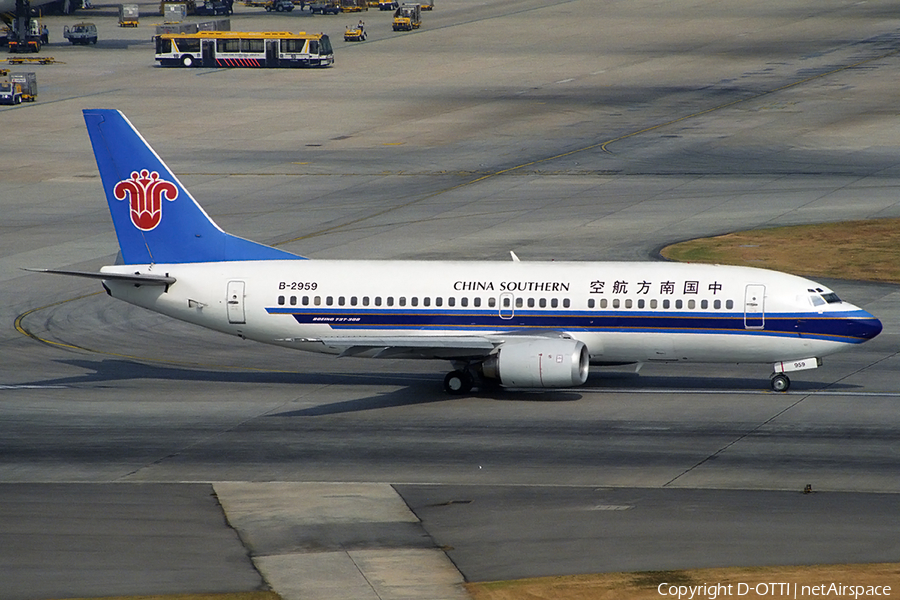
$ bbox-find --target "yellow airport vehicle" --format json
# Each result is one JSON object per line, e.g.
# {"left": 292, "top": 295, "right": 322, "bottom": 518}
{"left": 392, "top": 2, "right": 420, "bottom": 30}
{"left": 340, "top": 0, "right": 367, "bottom": 11}
{"left": 343, "top": 23, "right": 365, "bottom": 41}
{"left": 7, "top": 56, "right": 60, "bottom": 64}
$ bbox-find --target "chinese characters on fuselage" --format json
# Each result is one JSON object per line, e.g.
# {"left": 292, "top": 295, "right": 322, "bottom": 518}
{"left": 589, "top": 280, "right": 723, "bottom": 295}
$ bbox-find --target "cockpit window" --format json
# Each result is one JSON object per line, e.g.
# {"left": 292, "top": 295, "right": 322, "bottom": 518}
{"left": 810, "top": 295, "right": 826, "bottom": 307}
{"left": 821, "top": 292, "right": 841, "bottom": 304}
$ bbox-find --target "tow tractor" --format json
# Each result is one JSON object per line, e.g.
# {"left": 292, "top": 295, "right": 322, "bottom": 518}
{"left": 343, "top": 21, "right": 365, "bottom": 41}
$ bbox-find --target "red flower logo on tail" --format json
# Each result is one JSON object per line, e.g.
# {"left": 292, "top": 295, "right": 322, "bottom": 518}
{"left": 113, "top": 170, "right": 179, "bottom": 231}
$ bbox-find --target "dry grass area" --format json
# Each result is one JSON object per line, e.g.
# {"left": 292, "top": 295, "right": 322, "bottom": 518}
{"left": 466, "top": 563, "right": 900, "bottom": 600}
{"left": 62, "top": 594, "right": 281, "bottom": 600}
{"left": 660, "top": 218, "right": 900, "bottom": 284}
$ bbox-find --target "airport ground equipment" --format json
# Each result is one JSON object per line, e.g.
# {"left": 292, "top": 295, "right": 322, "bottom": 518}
{"left": 0, "top": 79, "right": 21, "bottom": 104}
{"left": 118, "top": 4, "right": 139, "bottom": 26}
{"left": 159, "top": 0, "right": 195, "bottom": 14}
{"left": 343, "top": 22, "right": 364, "bottom": 40}
{"left": 309, "top": 1, "right": 339, "bottom": 13}
{"left": 378, "top": 0, "right": 396, "bottom": 9}
{"left": 155, "top": 30, "right": 334, "bottom": 67}
{"left": 392, "top": 2, "right": 419, "bottom": 30}
{"left": 339, "top": 0, "right": 366, "bottom": 11}
{"left": 6, "top": 55, "right": 58, "bottom": 64}
{"left": 7, "top": 0, "right": 41, "bottom": 54}
{"left": 195, "top": 0, "right": 231, "bottom": 14}
{"left": 419, "top": 0, "right": 431, "bottom": 9}
{"left": 63, "top": 22, "right": 97, "bottom": 44}
{"left": 264, "top": 0, "right": 293, "bottom": 11}
{"left": 9, "top": 70, "right": 35, "bottom": 100}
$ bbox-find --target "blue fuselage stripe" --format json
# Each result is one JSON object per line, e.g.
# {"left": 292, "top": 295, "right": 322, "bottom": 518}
{"left": 264, "top": 308, "right": 879, "bottom": 344}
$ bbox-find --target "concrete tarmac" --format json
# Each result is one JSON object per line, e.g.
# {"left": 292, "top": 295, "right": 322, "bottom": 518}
{"left": 2, "top": 0, "right": 900, "bottom": 598}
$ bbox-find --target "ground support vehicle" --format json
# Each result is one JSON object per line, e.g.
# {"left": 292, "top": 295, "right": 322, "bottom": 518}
{"left": 7, "top": 19, "right": 41, "bottom": 53}
{"left": 9, "top": 71, "right": 36, "bottom": 101}
{"left": 309, "top": 1, "right": 339, "bottom": 13}
{"left": 264, "top": 0, "right": 293, "bottom": 11}
{"left": 155, "top": 30, "right": 334, "bottom": 67}
{"left": 7, "top": 55, "right": 58, "bottom": 64}
{"left": 119, "top": 4, "right": 139, "bottom": 26}
{"left": 392, "top": 2, "right": 419, "bottom": 30}
{"left": 159, "top": 0, "right": 196, "bottom": 14}
{"left": 339, "top": 0, "right": 366, "bottom": 11}
{"left": 0, "top": 80, "right": 22, "bottom": 104}
{"left": 419, "top": 0, "right": 431, "bottom": 8}
{"left": 63, "top": 22, "right": 97, "bottom": 45}
{"left": 195, "top": 0, "right": 232, "bottom": 14}
{"left": 378, "top": 0, "right": 396, "bottom": 9}
{"left": 343, "top": 23, "right": 365, "bottom": 41}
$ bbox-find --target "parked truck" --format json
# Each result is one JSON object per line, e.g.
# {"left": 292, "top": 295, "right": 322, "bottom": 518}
{"left": 392, "top": 2, "right": 420, "bottom": 30}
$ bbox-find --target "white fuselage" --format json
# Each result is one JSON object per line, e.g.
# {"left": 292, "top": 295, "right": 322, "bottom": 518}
{"left": 100, "top": 259, "right": 880, "bottom": 366}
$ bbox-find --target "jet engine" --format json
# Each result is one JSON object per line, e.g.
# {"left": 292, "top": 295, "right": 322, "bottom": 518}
{"left": 481, "top": 338, "right": 589, "bottom": 388}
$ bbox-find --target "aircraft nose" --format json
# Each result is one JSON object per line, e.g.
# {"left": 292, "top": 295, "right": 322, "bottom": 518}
{"left": 848, "top": 310, "right": 883, "bottom": 341}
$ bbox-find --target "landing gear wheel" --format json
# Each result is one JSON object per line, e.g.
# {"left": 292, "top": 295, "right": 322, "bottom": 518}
{"left": 770, "top": 373, "right": 790, "bottom": 392}
{"left": 443, "top": 370, "right": 473, "bottom": 395}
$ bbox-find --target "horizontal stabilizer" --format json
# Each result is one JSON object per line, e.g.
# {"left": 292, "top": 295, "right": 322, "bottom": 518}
{"left": 24, "top": 268, "right": 176, "bottom": 285}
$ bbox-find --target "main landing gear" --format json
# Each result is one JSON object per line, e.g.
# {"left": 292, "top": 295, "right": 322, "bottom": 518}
{"left": 770, "top": 373, "right": 790, "bottom": 392}
{"left": 443, "top": 369, "right": 474, "bottom": 394}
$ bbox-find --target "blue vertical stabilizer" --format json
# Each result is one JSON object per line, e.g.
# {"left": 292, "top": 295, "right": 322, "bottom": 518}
{"left": 84, "top": 109, "right": 304, "bottom": 264}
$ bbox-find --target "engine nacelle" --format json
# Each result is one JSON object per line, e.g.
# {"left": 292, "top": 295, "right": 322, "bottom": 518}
{"left": 481, "top": 338, "right": 590, "bottom": 388}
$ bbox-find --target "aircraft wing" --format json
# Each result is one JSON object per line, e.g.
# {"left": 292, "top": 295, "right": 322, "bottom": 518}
{"left": 291, "top": 331, "right": 577, "bottom": 360}
{"left": 280, "top": 335, "right": 499, "bottom": 359}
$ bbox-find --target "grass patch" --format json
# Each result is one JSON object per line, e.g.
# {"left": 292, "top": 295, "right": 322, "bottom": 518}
{"left": 467, "top": 563, "right": 900, "bottom": 599}
{"left": 659, "top": 218, "right": 900, "bottom": 284}
{"left": 60, "top": 594, "right": 281, "bottom": 600}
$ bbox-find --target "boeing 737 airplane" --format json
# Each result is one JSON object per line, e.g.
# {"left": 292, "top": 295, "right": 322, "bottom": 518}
{"left": 32, "top": 110, "right": 883, "bottom": 393}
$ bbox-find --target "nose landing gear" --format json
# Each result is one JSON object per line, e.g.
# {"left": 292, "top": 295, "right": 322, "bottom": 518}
{"left": 770, "top": 373, "right": 790, "bottom": 392}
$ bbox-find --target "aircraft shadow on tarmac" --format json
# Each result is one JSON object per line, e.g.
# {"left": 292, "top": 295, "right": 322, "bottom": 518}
{"left": 11, "top": 358, "right": 863, "bottom": 417}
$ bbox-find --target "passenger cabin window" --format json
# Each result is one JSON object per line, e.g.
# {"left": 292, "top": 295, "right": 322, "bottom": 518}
{"left": 217, "top": 38, "right": 241, "bottom": 53}
{"left": 283, "top": 39, "right": 307, "bottom": 53}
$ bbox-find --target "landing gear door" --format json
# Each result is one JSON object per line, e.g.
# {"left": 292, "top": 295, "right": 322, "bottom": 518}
{"left": 744, "top": 284, "right": 765, "bottom": 329}
{"left": 226, "top": 280, "right": 246, "bottom": 324}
